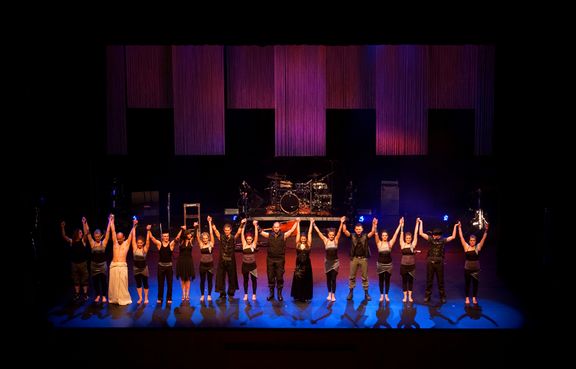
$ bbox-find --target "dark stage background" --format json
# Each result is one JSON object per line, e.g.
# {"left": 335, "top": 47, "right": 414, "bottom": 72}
{"left": 16, "top": 14, "right": 565, "bottom": 368}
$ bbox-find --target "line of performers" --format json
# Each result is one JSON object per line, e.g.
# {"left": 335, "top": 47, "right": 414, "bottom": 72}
{"left": 61, "top": 214, "right": 488, "bottom": 306}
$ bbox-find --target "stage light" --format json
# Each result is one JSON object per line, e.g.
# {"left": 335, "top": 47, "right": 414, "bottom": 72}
{"left": 359, "top": 215, "right": 365, "bottom": 223}
{"left": 443, "top": 214, "right": 449, "bottom": 222}
{"left": 232, "top": 215, "right": 238, "bottom": 221}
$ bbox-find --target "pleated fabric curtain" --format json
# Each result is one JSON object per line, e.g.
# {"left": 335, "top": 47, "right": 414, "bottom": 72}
{"left": 172, "top": 46, "right": 225, "bottom": 155}
{"left": 326, "top": 45, "right": 375, "bottom": 109}
{"left": 106, "top": 45, "right": 127, "bottom": 154}
{"left": 226, "top": 46, "right": 274, "bottom": 109}
{"left": 274, "top": 45, "right": 326, "bottom": 156}
{"left": 125, "top": 45, "right": 172, "bottom": 108}
{"left": 375, "top": 45, "right": 428, "bottom": 155}
{"left": 475, "top": 45, "right": 495, "bottom": 155}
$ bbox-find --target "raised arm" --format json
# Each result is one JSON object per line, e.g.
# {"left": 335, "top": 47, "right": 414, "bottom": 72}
{"left": 342, "top": 222, "right": 351, "bottom": 237}
{"left": 149, "top": 228, "right": 162, "bottom": 249}
{"left": 367, "top": 218, "right": 378, "bottom": 238}
{"left": 125, "top": 219, "right": 137, "bottom": 247}
{"left": 458, "top": 223, "right": 469, "bottom": 250}
{"left": 307, "top": 219, "right": 314, "bottom": 247}
{"left": 170, "top": 228, "right": 183, "bottom": 250}
{"left": 241, "top": 219, "right": 247, "bottom": 246}
{"left": 60, "top": 221, "right": 72, "bottom": 244}
{"left": 252, "top": 220, "right": 259, "bottom": 246}
{"left": 284, "top": 218, "right": 300, "bottom": 239}
{"left": 476, "top": 222, "right": 489, "bottom": 252}
{"left": 412, "top": 219, "right": 419, "bottom": 248}
{"left": 131, "top": 221, "right": 138, "bottom": 252}
{"left": 144, "top": 225, "right": 151, "bottom": 253}
{"left": 110, "top": 216, "right": 118, "bottom": 246}
{"left": 334, "top": 216, "right": 345, "bottom": 243}
{"left": 234, "top": 219, "right": 244, "bottom": 239}
{"left": 313, "top": 223, "right": 328, "bottom": 243}
{"left": 83, "top": 217, "right": 95, "bottom": 247}
{"left": 208, "top": 217, "right": 215, "bottom": 245}
{"left": 100, "top": 214, "right": 112, "bottom": 248}
{"left": 389, "top": 217, "right": 403, "bottom": 248}
{"left": 210, "top": 216, "right": 221, "bottom": 240}
{"left": 417, "top": 218, "right": 429, "bottom": 241}
{"left": 295, "top": 220, "right": 301, "bottom": 241}
{"left": 446, "top": 221, "right": 459, "bottom": 242}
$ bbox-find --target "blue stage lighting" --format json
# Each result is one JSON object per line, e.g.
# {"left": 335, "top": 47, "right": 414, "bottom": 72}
{"left": 359, "top": 215, "right": 365, "bottom": 223}
{"left": 232, "top": 215, "right": 238, "bottom": 221}
{"left": 443, "top": 214, "right": 449, "bottom": 222}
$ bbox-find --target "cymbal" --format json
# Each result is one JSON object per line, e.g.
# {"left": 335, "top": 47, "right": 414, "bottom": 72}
{"left": 307, "top": 172, "right": 322, "bottom": 178}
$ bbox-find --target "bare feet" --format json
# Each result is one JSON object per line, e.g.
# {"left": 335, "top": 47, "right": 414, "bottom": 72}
{"left": 207, "top": 295, "right": 212, "bottom": 302}
{"left": 408, "top": 296, "right": 413, "bottom": 303}
{"left": 243, "top": 294, "right": 248, "bottom": 301}
{"left": 94, "top": 296, "right": 101, "bottom": 302}
{"left": 379, "top": 294, "right": 384, "bottom": 302}
{"left": 472, "top": 297, "right": 478, "bottom": 304}
{"left": 167, "top": 300, "right": 172, "bottom": 304}
{"left": 331, "top": 295, "right": 336, "bottom": 302}
{"left": 200, "top": 295, "right": 205, "bottom": 302}
{"left": 137, "top": 298, "right": 142, "bottom": 304}
{"left": 327, "top": 293, "right": 332, "bottom": 301}
{"left": 465, "top": 297, "right": 470, "bottom": 304}
{"left": 252, "top": 294, "right": 257, "bottom": 301}
{"left": 402, "top": 294, "right": 407, "bottom": 303}
{"left": 102, "top": 297, "right": 107, "bottom": 303}
{"left": 385, "top": 294, "right": 390, "bottom": 302}
{"left": 144, "top": 299, "right": 149, "bottom": 304}
{"left": 157, "top": 299, "right": 161, "bottom": 304}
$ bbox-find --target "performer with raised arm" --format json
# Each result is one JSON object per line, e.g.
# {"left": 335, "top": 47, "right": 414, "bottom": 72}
{"left": 259, "top": 218, "right": 299, "bottom": 301}
{"left": 418, "top": 218, "right": 459, "bottom": 303}
{"left": 197, "top": 217, "right": 215, "bottom": 302}
{"left": 108, "top": 217, "right": 135, "bottom": 305}
{"left": 132, "top": 224, "right": 151, "bottom": 304}
{"left": 212, "top": 217, "right": 240, "bottom": 302}
{"left": 240, "top": 219, "right": 259, "bottom": 301}
{"left": 313, "top": 216, "right": 345, "bottom": 302}
{"left": 149, "top": 226, "right": 182, "bottom": 305}
{"left": 458, "top": 222, "right": 489, "bottom": 305}
{"left": 61, "top": 219, "right": 89, "bottom": 302}
{"left": 342, "top": 218, "right": 377, "bottom": 301}
{"left": 399, "top": 218, "right": 419, "bottom": 303}
{"left": 290, "top": 219, "right": 314, "bottom": 302}
{"left": 83, "top": 215, "right": 112, "bottom": 303}
{"left": 176, "top": 224, "right": 196, "bottom": 302}
{"left": 374, "top": 218, "right": 402, "bottom": 302}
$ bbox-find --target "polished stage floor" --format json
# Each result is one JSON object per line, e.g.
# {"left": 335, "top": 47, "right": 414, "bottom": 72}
{"left": 46, "top": 239, "right": 524, "bottom": 329}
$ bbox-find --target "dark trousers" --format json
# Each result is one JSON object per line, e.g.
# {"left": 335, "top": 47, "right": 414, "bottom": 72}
{"left": 135, "top": 274, "right": 149, "bottom": 289}
{"left": 267, "top": 257, "right": 285, "bottom": 289}
{"left": 425, "top": 259, "right": 445, "bottom": 298}
{"left": 465, "top": 270, "right": 479, "bottom": 297}
{"left": 216, "top": 259, "right": 237, "bottom": 295}
{"left": 92, "top": 273, "right": 108, "bottom": 296}
{"left": 326, "top": 270, "right": 338, "bottom": 293}
{"left": 378, "top": 272, "right": 391, "bottom": 294}
{"left": 243, "top": 272, "right": 257, "bottom": 294}
{"left": 157, "top": 265, "right": 173, "bottom": 301}
{"left": 200, "top": 270, "right": 213, "bottom": 295}
{"left": 401, "top": 273, "right": 414, "bottom": 291}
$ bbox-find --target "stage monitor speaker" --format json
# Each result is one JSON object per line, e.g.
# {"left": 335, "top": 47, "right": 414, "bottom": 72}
{"left": 381, "top": 180, "right": 399, "bottom": 216}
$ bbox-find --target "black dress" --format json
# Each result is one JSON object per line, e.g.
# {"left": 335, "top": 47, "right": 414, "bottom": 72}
{"left": 290, "top": 245, "right": 313, "bottom": 301}
{"left": 176, "top": 240, "right": 195, "bottom": 281}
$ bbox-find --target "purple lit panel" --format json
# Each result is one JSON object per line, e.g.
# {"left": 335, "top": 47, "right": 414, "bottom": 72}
{"left": 126, "top": 46, "right": 173, "bottom": 108}
{"left": 106, "top": 45, "right": 127, "bottom": 155}
{"left": 274, "top": 46, "right": 326, "bottom": 156}
{"left": 172, "top": 46, "right": 225, "bottom": 155}
{"left": 326, "top": 45, "right": 375, "bottom": 108}
{"left": 226, "top": 46, "right": 274, "bottom": 108}
{"left": 375, "top": 45, "right": 428, "bottom": 155}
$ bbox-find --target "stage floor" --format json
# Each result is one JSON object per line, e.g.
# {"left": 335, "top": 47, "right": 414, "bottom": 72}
{"left": 46, "top": 239, "right": 524, "bottom": 329}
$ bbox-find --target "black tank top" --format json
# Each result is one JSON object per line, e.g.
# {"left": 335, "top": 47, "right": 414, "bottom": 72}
{"left": 220, "top": 235, "right": 235, "bottom": 259}
{"left": 427, "top": 238, "right": 446, "bottom": 258}
{"left": 401, "top": 247, "right": 415, "bottom": 255}
{"left": 326, "top": 248, "right": 338, "bottom": 261}
{"left": 465, "top": 250, "right": 479, "bottom": 261}
{"left": 378, "top": 251, "right": 392, "bottom": 264}
{"left": 159, "top": 244, "right": 173, "bottom": 263}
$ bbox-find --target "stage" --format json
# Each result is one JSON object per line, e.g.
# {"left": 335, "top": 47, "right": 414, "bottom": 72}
{"left": 45, "top": 238, "right": 523, "bottom": 329}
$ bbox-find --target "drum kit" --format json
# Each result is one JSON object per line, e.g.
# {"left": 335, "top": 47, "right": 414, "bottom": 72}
{"left": 265, "top": 172, "right": 334, "bottom": 215}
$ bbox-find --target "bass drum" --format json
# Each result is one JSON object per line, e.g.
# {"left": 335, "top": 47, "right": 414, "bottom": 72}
{"left": 280, "top": 192, "right": 300, "bottom": 214}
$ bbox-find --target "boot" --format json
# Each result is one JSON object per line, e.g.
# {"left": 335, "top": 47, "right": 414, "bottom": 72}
{"left": 346, "top": 289, "right": 353, "bottom": 300}
{"left": 364, "top": 290, "right": 372, "bottom": 301}
{"left": 267, "top": 287, "right": 275, "bottom": 301}
{"left": 277, "top": 288, "right": 283, "bottom": 301}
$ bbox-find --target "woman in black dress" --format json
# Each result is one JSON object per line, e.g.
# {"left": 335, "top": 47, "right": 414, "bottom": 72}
{"left": 290, "top": 219, "right": 314, "bottom": 302}
{"left": 176, "top": 224, "right": 196, "bottom": 302}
